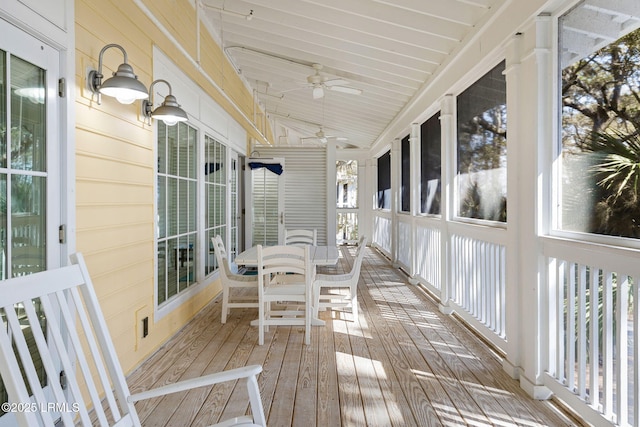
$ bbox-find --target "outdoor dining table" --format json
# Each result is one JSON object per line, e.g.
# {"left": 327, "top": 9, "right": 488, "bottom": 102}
{"left": 234, "top": 244, "right": 339, "bottom": 267}
{"left": 234, "top": 244, "right": 339, "bottom": 327}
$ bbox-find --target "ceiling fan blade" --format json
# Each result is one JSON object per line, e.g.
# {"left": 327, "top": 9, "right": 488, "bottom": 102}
{"left": 324, "top": 134, "right": 349, "bottom": 141}
{"left": 324, "top": 78, "right": 350, "bottom": 87}
{"left": 328, "top": 85, "right": 362, "bottom": 95}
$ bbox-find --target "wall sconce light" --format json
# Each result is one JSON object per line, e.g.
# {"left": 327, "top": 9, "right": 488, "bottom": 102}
{"left": 142, "top": 79, "right": 189, "bottom": 126}
{"left": 88, "top": 43, "right": 148, "bottom": 105}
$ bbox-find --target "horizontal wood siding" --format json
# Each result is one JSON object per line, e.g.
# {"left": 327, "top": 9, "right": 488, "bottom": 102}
{"left": 75, "top": 0, "right": 270, "bottom": 372}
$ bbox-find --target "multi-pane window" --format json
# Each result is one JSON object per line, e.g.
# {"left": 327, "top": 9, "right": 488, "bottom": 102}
{"left": 456, "top": 60, "right": 507, "bottom": 222}
{"left": 400, "top": 135, "right": 410, "bottom": 212}
{"left": 560, "top": 8, "right": 640, "bottom": 238}
{"left": 156, "top": 122, "right": 197, "bottom": 305}
{"left": 421, "top": 112, "right": 441, "bottom": 214}
{"left": 204, "top": 135, "right": 226, "bottom": 274}
{"left": 377, "top": 150, "right": 391, "bottom": 209}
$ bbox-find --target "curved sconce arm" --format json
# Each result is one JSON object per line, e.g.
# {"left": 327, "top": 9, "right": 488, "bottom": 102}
{"left": 88, "top": 43, "right": 148, "bottom": 105}
{"left": 142, "top": 79, "right": 189, "bottom": 126}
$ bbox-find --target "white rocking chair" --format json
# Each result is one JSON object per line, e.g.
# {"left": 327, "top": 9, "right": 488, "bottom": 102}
{"left": 0, "top": 253, "right": 266, "bottom": 427}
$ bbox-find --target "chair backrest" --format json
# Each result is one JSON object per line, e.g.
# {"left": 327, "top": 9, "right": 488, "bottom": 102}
{"left": 212, "top": 235, "right": 235, "bottom": 278}
{"left": 284, "top": 229, "right": 317, "bottom": 246}
{"left": 349, "top": 235, "right": 369, "bottom": 278}
{"left": 257, "top": 244, "right": 311, "bottom": 286}
{"left": 0, "top": 253, "right": 139, "bottom": 427}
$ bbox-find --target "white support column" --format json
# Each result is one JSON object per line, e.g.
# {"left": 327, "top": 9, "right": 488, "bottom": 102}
{"left": 409, "top": 123, "right": 421, "bottom": 283}
{"left": 358, "top": 159, "right": 369, "bottom": 244}
{"left": 439, "top": 95, "right": 455, "bottom": 314}
{"left": 326, "top": 141, "right": 337, "bottom": 246}
{"left": 536, "top": 15, "right": 555, "bottom": 392}
{"left": 366, "top": 158, "right": 376, "bottom": 245}
{"left": 503, "top": 15, "right": 553, "bottom": 400}
{"left": 391, "top": 138, "right": 401, "bottom": 266}
{"left": 516, "top": 14, "right": 553, "bottom": 400}
{"left": 503, "top": 32, "right": 523, "bottom": 381}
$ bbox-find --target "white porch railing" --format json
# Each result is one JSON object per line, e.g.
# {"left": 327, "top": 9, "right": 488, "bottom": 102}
{"left": 415, "top": 222, "right": 441, "bottom": 292}
{"left": 372, "top": 208, "right": 640, "bottom": 426}
{"left": 397, "top": 217, "right": 412, "bottom": 270}
{"left": 373, "top": 212, "right": 392, "bottom": 256}
{"left": 449, "top": 230, "right": 507, "bottom": 342}
{"left": 543, "top": 237, "right": 639, "bottom": 427}
{"left": 372, "top": 212, "right": 507, "bottom": 349}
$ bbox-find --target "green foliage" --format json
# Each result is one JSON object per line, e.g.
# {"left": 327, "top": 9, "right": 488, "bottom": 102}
{"left": 586, "top": 131, "right": 640, "bottom": 237}
{"left": 562, "top": 28, "right": 640, "bottom": 237}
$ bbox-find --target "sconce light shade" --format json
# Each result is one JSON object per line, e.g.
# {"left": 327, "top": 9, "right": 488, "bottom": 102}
{"left": 88, "top": 44, "right": 148, "bottom": 105}
{"left": 142, "top": 79, "right": 189, "bottom": 126}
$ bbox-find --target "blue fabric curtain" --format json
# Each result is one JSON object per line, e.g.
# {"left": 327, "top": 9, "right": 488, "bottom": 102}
{"left": 248, "top": 161, "right": 283, "bottom": 175}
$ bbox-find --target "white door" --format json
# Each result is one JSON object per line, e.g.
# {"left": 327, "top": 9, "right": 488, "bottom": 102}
{"left": 0, "top": 20, "right": 62, "bottom": 425}
{"left": 247, "top": 158, "right": 284, "bottom": 247}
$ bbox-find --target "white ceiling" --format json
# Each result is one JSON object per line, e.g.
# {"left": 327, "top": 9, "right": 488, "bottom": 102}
{"left": 200, "top": 0, "right": 504, "bottom": 150}
{"left": 200, "top": 0, "right": 640, "bottom": 151}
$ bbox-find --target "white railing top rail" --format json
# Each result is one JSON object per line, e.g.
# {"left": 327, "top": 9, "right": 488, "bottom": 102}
{"left": 542, "top": 235, "right": 640, "bottom": 276}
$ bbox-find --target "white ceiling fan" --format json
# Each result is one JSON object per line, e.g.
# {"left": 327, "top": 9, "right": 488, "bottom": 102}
{"left": 305, "top": 64, "right": 362, "bottom": 99}
{"left": 301, "top": 127, "right": 349, "bottom": 143}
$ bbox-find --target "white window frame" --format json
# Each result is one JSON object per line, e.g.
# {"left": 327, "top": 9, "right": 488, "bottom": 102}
{"left": 550, "top": 1, "right": 640, "bottom": 250}
{"left": 152, "top": 48, "right": 247, "bottom": 321}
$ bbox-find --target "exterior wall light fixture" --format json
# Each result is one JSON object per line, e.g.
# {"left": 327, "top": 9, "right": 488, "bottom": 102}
{"left": 142, "top": 79, "right": 189, "bottom": 126}
{"left": 88, "top": 43, "right": 149, "bottom": 105}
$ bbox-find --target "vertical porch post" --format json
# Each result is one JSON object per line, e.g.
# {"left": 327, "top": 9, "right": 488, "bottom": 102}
{"left": 409, "top": 123, "right": 421, "bottom": 282}
{"left": 391, "top": 138, "right": 401, "bottom": 266}
{"left": 503, "top": 32, "right": 523, "bottom": 381}
{"left": 358, "top": 159, "right": 370, "bottom": 245}
{"left": 367, "top": 157, "right": 377, "bottom": 248}
{"left": 439, "top": 95, "right": 455, "bottom": 313}
{"left": 326, "top": 141, "right": 337, "bottom": 246}
{"left": 522, "top": 14, "right": 554, "bottom": 399}
{"left": 507, "top": 15, "right": 553, "bottom": 400}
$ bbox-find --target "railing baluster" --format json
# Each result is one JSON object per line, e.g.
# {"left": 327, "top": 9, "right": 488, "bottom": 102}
{"left": 567, "top": 262, "right": 576, "bottom": 390}
{"left": 557, "top": 259, "right": 566, "bottom": 384}
{"left": 634, "top": 274, "right": 639, "bottom": 427}
{"left": 589, "top": 266, "right": 600, "bottom": 409}
{"left": 616, "top": 275, "right": 629, "bottom": 426}
{"left": 577, "top": 264, "right": 587, "bottom": 399}
{"left": 603, "top": 270, "right": 613, "bottom": 418}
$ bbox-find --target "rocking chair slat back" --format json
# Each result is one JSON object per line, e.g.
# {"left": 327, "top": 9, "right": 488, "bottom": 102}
{"left": 0, "top": 253, "right": 140, "bottom": 426}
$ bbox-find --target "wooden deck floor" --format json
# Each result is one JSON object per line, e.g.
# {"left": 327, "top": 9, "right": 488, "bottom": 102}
{"left": 126, "top": 246, "right": 581, "bottom": 427}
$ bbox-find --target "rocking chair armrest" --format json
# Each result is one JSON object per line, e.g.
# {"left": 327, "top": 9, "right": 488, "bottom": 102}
{"left": 127, "top": 364, "right": 263, "bottom": 402}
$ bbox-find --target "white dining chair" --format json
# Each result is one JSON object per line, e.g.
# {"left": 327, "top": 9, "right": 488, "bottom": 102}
{"left": 256, "top": 244, "right": 313, "bottom": 345}
{"left": 0, "top": 253, "right": 266, "bottom": 427}
{"left": 212, "top": 235, "right": 259, "bottom": 323}
{"left": 313, "top": 235, "right": 368, "bottom": 320}
{"left": 284, "top": 228, "right": 317, "bottom": 246}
